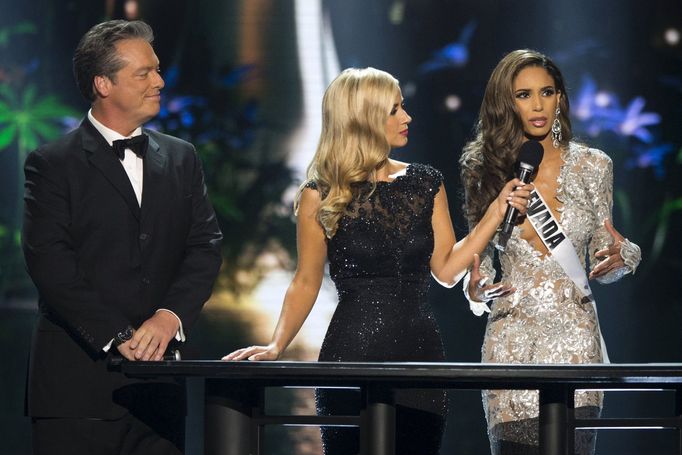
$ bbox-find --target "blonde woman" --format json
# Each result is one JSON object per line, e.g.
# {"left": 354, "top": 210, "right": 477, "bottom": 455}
{"left": 225, "top": 67, "right": 532, "bottom": 454}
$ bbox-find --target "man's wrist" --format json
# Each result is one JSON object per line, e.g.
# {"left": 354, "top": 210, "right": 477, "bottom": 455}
{"left": 113, "top": 325, "right": 134, "bottom": 346}
{"left": 156, "top": 309, "right": 185, "bottom": 342}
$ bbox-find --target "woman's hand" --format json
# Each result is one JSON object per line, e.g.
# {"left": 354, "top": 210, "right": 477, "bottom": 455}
{"left": 589, "top": 219, "right": 627, "bottom": 279}
{"left": 467, "top": 253, "right": 515, "bottom": 302}
{"left": 222, "top": 343, "right": 281, "bottom": 361}
{"left": 492, "top": 178, "right": 534, "bottom": 222}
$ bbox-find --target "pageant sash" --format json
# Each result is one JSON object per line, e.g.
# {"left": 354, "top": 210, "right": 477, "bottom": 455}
{"left": 525, "top": 188, "right": 609, "bottom": 362}
{"left": 526, "top": 189, "right": 594, "bottom": 302}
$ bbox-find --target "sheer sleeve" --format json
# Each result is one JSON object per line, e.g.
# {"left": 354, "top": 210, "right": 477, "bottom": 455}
{"left": 462, "top": 241, "right": 498, "bottom": 316}
{"left": 586, "top": 150, "right": 641, "bottom": 284}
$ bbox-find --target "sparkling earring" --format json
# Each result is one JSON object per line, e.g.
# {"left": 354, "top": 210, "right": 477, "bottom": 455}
{"left": 551, "top": 106, "right": 562, "bottom": 149}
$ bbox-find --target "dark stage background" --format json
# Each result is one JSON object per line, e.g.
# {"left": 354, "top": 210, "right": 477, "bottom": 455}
{"left": 1, "top": 1, "right": 681, "bottom": 454}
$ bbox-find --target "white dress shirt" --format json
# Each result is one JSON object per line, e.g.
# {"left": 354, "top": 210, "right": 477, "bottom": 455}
{"left": 88, "top": 110, "right": 185, "bottom": 350}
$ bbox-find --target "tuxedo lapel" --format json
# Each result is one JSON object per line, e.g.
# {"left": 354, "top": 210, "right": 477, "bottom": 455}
{"left": 140, "top": 136, "right": 168, "bottom": 242}
{"left": 81, "top": 119, "right": 141, "bottom": 221}
{"left": 140, "top": 134, "right": 167, "bottom": 223}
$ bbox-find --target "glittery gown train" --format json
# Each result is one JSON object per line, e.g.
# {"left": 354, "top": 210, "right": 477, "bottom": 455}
{"left": 309, "top": 163, "right": 447, "bottom": 455}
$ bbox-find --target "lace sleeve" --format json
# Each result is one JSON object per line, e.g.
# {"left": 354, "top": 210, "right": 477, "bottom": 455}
{"left": 586, "top": 150, "right": 641, "bottom": 284}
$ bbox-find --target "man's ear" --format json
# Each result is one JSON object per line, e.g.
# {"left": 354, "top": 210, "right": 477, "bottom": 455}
{"left": 93, "top": 75, "right": 112, "bottom": 98}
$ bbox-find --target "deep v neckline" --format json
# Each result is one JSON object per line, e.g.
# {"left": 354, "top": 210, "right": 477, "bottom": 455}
{"left": 515, "top": 146, "right": 570, "bottom": 259}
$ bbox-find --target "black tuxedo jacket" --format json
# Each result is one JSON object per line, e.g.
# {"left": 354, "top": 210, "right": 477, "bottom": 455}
{"left": 22, "top": 118, "right": 222, "bottom": 419}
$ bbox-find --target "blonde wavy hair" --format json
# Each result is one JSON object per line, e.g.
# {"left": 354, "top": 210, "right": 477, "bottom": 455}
{"left": 295, "top": 67, "right": 401, "bottom": 238}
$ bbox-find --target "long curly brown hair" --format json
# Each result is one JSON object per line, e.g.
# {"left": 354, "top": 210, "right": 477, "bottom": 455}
{"left": 460, "top": 49, "right": 572, "bottom": 227}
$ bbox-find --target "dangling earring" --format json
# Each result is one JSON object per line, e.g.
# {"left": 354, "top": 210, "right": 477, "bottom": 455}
{"left": 551, "top": 105, "right": 562, "bottom": 149}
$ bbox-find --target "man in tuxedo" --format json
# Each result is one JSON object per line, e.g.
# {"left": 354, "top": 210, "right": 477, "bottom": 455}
{"left": 22, "top": 20, "right": 222, "bottom": 454}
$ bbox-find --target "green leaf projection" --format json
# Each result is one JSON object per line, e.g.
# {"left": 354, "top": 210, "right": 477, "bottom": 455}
{"left": 0, "top": 22, "right": 79, "bottom": 298}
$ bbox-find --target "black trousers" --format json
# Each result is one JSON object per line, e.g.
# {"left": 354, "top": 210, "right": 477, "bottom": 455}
{"left": 32, "top": 378, "right": 185, "bottom": 455}
{"left": 32, "top": 411, "right": 184, "bottom": 455}
{"left": 32, "top": 381, "right": 185, "bottom": 455}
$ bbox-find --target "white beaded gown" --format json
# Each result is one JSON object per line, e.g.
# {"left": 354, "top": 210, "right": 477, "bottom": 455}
{"left": 465, "top": 143, "right": 640, "bottom": 454}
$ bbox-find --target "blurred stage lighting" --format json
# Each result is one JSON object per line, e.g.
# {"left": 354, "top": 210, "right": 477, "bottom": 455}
{"left": 444, "top": 94, "right": 462, "bottom": 112}
{"left": 389, "top": 1, "right": 406, "bottom": 25}
{"left": 594, "top": 91, "right": 612, "bottom": 107}
{"left": 664, "top": 27, "right": 680, "bottom": 46}
{"left": 403, "top": 81, "right": 417, "bottom": 98}
{"left": 125, "top": 0, "right": 139, "bottom": 19}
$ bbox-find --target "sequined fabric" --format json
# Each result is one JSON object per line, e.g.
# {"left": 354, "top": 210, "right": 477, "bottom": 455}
{"left": 310, "top": 163, "right": 447, "bottom": 455}
{"left": 472, "top": 144, "right": 637, "bottom": 453}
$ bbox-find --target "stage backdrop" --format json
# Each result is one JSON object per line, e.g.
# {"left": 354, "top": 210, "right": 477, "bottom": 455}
{"left": 1, "top": 1, "right": 680, "bottom": 454}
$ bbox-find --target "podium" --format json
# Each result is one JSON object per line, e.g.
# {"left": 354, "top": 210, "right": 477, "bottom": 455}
{"left": 110, "top": 360, "right": 682, "bottom": 455}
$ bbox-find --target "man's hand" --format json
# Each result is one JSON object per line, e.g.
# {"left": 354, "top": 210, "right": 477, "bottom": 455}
{"left": 129, "top": 311, "right": 180, "bottom": 361}
{"left": 116, "top": 338, "right": 137, "bottom": 361}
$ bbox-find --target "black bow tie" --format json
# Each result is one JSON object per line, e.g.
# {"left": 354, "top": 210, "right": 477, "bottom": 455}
{"left": 112, "top": 134, "right": 148, "bottom": 160}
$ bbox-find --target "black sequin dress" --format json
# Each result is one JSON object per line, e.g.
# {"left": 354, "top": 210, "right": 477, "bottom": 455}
{"left": 310, "top": 163, "right": 448, "bottom": 455}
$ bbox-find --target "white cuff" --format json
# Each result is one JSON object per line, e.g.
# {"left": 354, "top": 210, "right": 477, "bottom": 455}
{"left": 463, "top": 271, "right": 492, "bottom": 316}
{"left": 469, "top": 300, "right": 492, "bottom": 317}
{"left": 620, "top": 238, "right": 642, "bottom": 274}
{"left": 596, "top": 238, "right": 642, "bottom": 284}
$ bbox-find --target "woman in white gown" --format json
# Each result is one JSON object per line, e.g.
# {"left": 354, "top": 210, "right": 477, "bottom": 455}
{"left": 459, "top": 49, "right": 642, "bottom": 455}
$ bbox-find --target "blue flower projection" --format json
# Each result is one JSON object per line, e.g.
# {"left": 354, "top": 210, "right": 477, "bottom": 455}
{"left": 619, "top": 97, "right": 661, "bottom": 143}
{"left": 147, "top": 65, "right": 206, "bottom": 133}
{"left": 625, "top": 143, "right": 674, "bottom": 179}
{"left": 418, "top": 20, "right": 477, "bottom": 74}
{"left": 573, "top": 75, "right": 660, "bottom": 141}
{"left": 145, "top": 64, "right": 260, "bottom": 149}
{"left": 572, "top": 74, "right": 670, "bottom": 178}
{"left": 219, "top": 63, "right": 258, "bottom": 87}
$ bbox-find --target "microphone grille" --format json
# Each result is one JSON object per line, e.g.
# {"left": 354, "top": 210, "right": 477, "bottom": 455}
{"left": 517, "top": 140, "right": 544, "bottom": 169}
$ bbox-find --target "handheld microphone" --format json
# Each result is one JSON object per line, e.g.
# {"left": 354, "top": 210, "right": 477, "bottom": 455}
{"left": 496, "top": 140, "right": 544, "bottom": 252}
